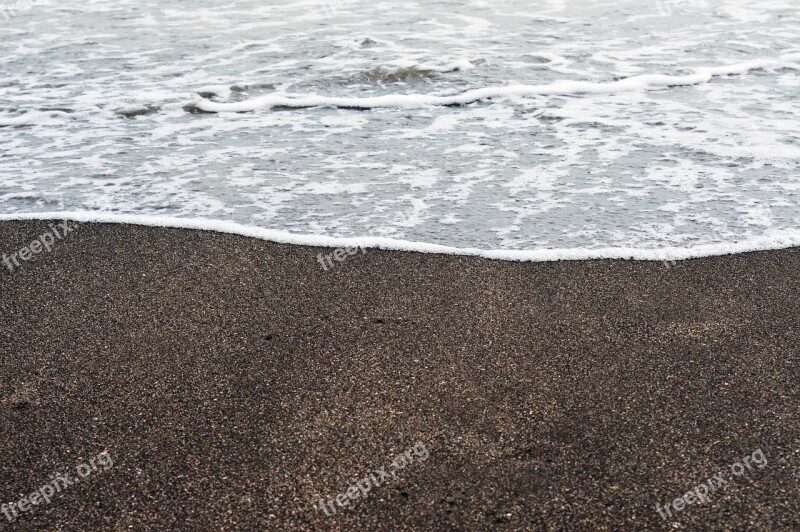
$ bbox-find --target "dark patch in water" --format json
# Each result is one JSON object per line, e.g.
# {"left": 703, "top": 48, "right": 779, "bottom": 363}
{"left": 230, "top": 82, "right": 276, "bottom": 93}
{"left": 351, "top": 66, "right": 437, "bottom": 84}
{"left": 523, "top": 55, "right": 552, "bottom": 64}
{"left": 298, "top": 62, "right": 479, "bottom": 93}
{"left": 536, "top": 113, "right": 565, "bottom": 123}
{"left": 116, "top": 106, "right": 160, "bottom": 119}
{"left": 183, "top": 103, "right": 215, "bottom": 114}
{"left": 336, "top": 105, "right": 373, "bottom": 111}
{"left": 567, "top": 121, "right": 621, "bottom": 132}
{"left": 361, "top": 37, "right": 378, "bottom": 47}
{"left": 197, "top": 91, "right": 216, "bottom": 99}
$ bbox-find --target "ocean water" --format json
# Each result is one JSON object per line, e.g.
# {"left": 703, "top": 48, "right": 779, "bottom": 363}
{"left": 1, "top": 0, "right": 799, "bottom": 259}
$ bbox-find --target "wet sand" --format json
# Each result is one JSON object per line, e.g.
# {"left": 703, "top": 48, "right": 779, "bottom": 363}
{"left": 1, "top": 220, "right": 798, "bottom": 530}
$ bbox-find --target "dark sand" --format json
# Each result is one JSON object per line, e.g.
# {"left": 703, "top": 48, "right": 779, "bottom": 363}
{"left": 1, "top": 220, "right": 798, "bottom": 530}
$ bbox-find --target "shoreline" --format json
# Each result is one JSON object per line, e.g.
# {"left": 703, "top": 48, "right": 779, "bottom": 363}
{"left": 1, "top": 220, "right": 798, "bottom": 529}
{"left": 3, "top": 212, "right": 800, "bottom": 262}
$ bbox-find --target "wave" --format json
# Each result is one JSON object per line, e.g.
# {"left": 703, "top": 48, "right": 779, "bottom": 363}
{"left": 339, "top": 61, "right": 482, "bottom": 84}
{"left": 346, "top": 66, "right": 442, "bottom": 84}
{"left": 185, "top": 54, "right": 800, "bottom": 113}
{"left": 2, "top": 212, "right": 800, "bottom": 262}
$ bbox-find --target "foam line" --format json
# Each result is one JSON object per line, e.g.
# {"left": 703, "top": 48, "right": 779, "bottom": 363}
{"left": 189, "top": 54, "right": 800, "bottom": 112}
{"left": 2, "top": 212, "right": 800, "bottom": 262}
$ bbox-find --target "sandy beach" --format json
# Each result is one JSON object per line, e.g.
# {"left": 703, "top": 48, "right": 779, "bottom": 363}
{"left": 1, "top": 220, "right": 798, "bottom": 530}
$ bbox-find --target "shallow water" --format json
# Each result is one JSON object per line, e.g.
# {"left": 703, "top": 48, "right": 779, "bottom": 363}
{"left": 1, "top": 0, "right": 799, "bottom": 256}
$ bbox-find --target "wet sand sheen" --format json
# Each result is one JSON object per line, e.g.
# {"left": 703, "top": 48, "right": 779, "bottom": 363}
{"left": 1, "top": 221, "right": 798, "bottom": 529}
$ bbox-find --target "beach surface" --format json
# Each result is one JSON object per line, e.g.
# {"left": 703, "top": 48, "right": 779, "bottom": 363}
{"left": 1, "top": 220, "right": 798, "bottom": 530}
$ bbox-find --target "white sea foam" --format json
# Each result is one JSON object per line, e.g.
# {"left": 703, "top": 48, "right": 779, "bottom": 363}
{"left": 2, "top": 212, "right": 799, "bottom": 262}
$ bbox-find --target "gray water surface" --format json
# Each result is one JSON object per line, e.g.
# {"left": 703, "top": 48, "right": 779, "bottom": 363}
{"left": 1, "top": 0, "right": 799, "bottom": 251}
